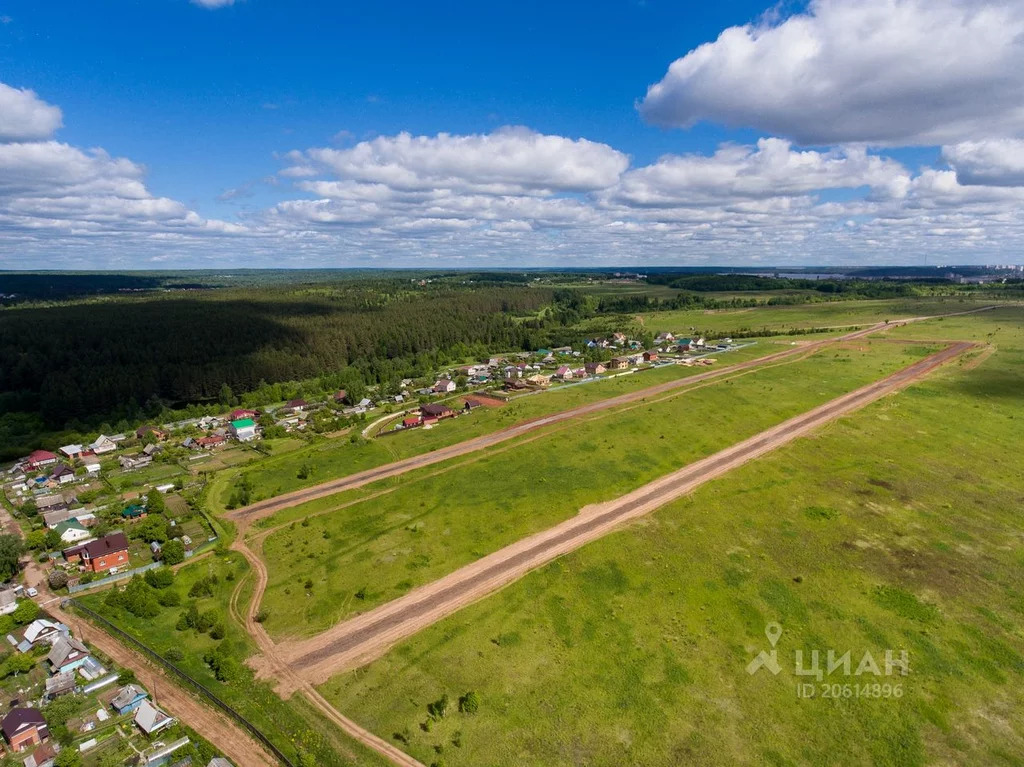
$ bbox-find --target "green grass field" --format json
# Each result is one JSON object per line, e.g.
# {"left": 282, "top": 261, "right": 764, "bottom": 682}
{"left": 256, "top": 339, "right": 938, "bottom": 640}
{"left": 634, "top": 296, "right": 998, "bottom": 337}
{"left": 316, "top": 307, "right": 1024, "bottom": 766}
{"left": 205, "top": 337, "right": 809, "bottom": 514}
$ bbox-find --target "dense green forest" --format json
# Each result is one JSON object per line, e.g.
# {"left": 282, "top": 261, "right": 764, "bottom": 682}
{"left": 1, "top": 270, "right": 1020, "bottom": 460}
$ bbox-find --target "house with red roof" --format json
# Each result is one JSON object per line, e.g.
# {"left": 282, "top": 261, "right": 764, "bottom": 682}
{"left": 25, "top": 450, "right": 58, "bottom": 471}
{"left": 63, "top": 532, "right": 129, "bottom": 573}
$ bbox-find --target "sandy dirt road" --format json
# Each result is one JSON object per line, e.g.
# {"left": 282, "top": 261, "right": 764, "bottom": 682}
{"left": 275, "top": 341, "right": 975, "bottom": 681}
{"left": 227, "top": 321, "right": 901, "bottom": 526}
{"left": 20, "top": 561, "right": 281, "bottom": 767}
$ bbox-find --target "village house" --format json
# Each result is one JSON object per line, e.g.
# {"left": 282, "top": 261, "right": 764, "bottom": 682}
{"left": 584, "top": 362, "right": 606, "bottom": 375}
{"left": 54, "top": 518, "right": 91, "bottom": 545}
{"left": 611, "top": 332, "right": 627, "bottom": 344}
{"left": 90, "top": 435, "right": 117, "bottom": 454}
{"left": 37, "top": 494, "right": 71, "bottom": 516}
{"left": 80, "top": 454, "right": 101, "bottom": 474}
{"left": 432, "top": 379, "right": 457, "bottom": 394}
{"left": 23, "top": 619, "right": 63, "bottom": 649}
{"left": 655, "top": 331, "right": 675, "bottom": 343}
{"left": 196, "top": 434, "right": 227, "bottom": 450}
{"left": 462, "top": 398, "right": 485, "bottom": 412}
{"left": 1, "top": 707, "right": 49, "bottom": 752}
{"left": 230, "top": 418, "right": 258, "bottom": 442}
{"left": 118, "top": 454, "right": 152, "bottom": 471}
{"left": 285, "top": 398, "right": 308, "bottom": 413}
{"left": 49, "top": 464, "right": 76, "bottom": 486}
{"left": 121, "top": 504, "right": 146, "bottom": 521}
{"left": 111, "top": 684, "right": 149, "bottom": 715}
{"left": 58, "top": 444, "right": 83, "bottom": 459}
{"left": 554, "top": 365, "right": 573, "bottom": 381}
{"left": 24, "top": 450, "right": 58, "bottom": 471}
{"left": 135, "top": 425, "right": 168, "bottom": 442}
{"left": 420, "top": 403, "right": 457, "bottom": 423}
{"left": 45, "top": 671, "right": 76, "bottom": 700}
{"left": 230, "top": 408, "right": 258, "bottom": 421}
{"left": 332, "top": 390, "right": 348, "bottom": 404}
{"left": 47, "top": 636, "right": 90, "bottom": 674}
{"left": 402, "top": 416, "right": 421, "bottom": 429}
{"left": 0, "top": 588, "right": 17, "bottom": 616}
{"left": 64, "top": 532, "right": 130, "bottom": 573}
{"left": 607, "top": 357, "right": 629, "bottom": 370}
{"left": 643, "top": 351, "right": 659, "bottom": 362}
{"left": 134, "top": 700, "right": 174, "bottom": 736}
{"left": 42, "top": 506, "right": 75, "bottom": 529}
{"left": 503, "top": 379, "right": 530, "bottom": 391}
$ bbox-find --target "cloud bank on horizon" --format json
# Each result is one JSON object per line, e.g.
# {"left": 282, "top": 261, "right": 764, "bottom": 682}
{"left": 3, "top": 0, "right": 1024, "bottom": 268}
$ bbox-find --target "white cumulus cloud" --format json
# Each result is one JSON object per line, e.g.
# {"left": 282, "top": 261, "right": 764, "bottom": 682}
{"left": 942, "top": 139, "right": 1024, "bottom": 186}
{"left": 0, "top": 83, "right": 63, "bottom": 142}
{"left": 640, "top": 0, "right": 1024, "bottom": 146}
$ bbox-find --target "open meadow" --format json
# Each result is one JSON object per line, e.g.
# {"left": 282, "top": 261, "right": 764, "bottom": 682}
{"left": 205, "top": 336, "right": 809, "bottom": 514}
{"left": 255, "top": 339, "right": 937, "bottom": 640}
{"left": 316, "top": 306, "right": 1024, "bottom": 766}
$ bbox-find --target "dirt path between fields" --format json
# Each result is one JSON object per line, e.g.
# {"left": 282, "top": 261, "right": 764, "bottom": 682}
{"left": 226, "top": 323, "right": 896, "bottom": 527}
{"left": 274, "top": 341, "right": 976, "bottom": 682}
{"left": 226, "top": 306, "right": 998, "bottom": 529}
{"left": 20, "top": 561, "right": 281, "bottom": 767}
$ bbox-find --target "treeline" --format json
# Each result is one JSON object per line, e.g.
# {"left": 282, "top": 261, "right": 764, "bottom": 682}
{"left": 646, "top": 273, "right": 923, "bottom": 296}
{"left": 0, "top": 283, "right": 553, "bottom": 454}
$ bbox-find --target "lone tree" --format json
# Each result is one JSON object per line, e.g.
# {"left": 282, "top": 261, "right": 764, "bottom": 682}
{"left": 0, "top": 534, "right": 24, "bottom": 581}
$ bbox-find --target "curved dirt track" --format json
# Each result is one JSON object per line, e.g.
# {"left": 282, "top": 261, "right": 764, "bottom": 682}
{"left": 276, "top": 341, "right": 975, "bottom": 681}
{"left": 228, "top": 538, "right": 426, "bottom": 766}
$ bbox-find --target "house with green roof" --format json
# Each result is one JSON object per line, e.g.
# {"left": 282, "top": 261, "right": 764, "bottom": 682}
{"left": 121, "top": 504, "right": 147, "bottom": 520}
{"left": 54, "top": 518, "right": 91, "bottom": 545}
{"left": 230, "top": 418, "right": 257, "bottom": 442}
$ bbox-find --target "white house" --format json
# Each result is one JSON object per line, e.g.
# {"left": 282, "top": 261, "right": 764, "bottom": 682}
{"left": 0, "top": 589, "right": 17, "bottom": 616}
{"left": 55, "top": 519, "right": 91, "bottom": 545}
{"left": 134, "top": 700, "right": 174, "bottom": 735}
{"left": 229, "top": 418, "right": 257, "bottom": 442}
{"left": 90, "top": 435, "right": 117, "bottom": 455}
{"left": 433, "top": 379, "right": 456, "bottom": 394}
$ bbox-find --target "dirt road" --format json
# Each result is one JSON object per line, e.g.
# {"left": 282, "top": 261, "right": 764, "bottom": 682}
{"left": 227, "top": 321, "right": 898, "bottom": 526}
{"left": 275, "top": 341, "right": 975, "bottom": 681}
{"left": 20, "top": 562, "right": 281, "bottom": 767}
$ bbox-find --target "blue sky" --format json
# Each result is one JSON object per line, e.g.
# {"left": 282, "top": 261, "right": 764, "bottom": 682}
{"left": 2, "top": 0, "right": 1024, "bottom": 268}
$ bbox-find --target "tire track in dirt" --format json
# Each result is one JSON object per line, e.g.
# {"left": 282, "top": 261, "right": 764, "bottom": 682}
{"left": 276, "top": 341, "right": 976, "bottom": 681}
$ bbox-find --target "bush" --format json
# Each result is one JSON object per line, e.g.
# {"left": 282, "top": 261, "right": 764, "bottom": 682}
{"left": 165, "top": 648, "right": 184, "bottom": 662}
{"left": 144, "top": 568, "right": 175, "bottom": 589}
{"left": 458, "top": 691, "right": 479, "bottom": 714}
{"left": 203, "top": 643, "right": 241, "bottom": 682}
{"left": 162, "top": 539, "right": 186, "bottom": 566}
{"left": 210, "top": 622, "right": 226, "bottom": 640}
{"left": 157, "top": 590, "right": 182, "bottom": 607}
{"left": 427, "top": 694, "right": 450, "bottom": 720}
{"left": 188, "top": 575, "right": 217, "bottom": 598}
{"left": 12, "top": 600, "right": 39, "bottom": 625}
{"left": 48, "top": 570, "right": 69, "bottom": 590}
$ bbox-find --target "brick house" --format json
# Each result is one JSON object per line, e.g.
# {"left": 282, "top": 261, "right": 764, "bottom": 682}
{"left": 1, "top": 707, "right": 49, "bottom": 752}
{"left": 64, "top": 532, "right": 130, "bottom": 572}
